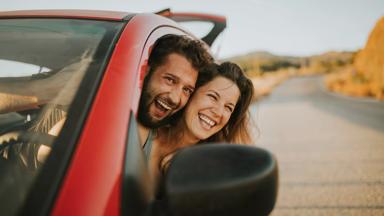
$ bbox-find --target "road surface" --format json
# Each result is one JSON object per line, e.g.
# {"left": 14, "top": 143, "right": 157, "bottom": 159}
{"left": 251, "top": 75, "right": 384, "bottom": 216}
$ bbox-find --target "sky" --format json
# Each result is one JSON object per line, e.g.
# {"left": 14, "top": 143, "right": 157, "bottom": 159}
{"left": 2, "top": 0, "right": 384, "bottom": 59}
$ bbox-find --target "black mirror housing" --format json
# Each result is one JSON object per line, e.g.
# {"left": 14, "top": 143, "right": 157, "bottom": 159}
{"left": 164, "top": 143, "right": 278, "bottom": 216}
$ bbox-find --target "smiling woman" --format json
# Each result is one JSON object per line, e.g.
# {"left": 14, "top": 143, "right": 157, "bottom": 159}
{"left": 147, "top": 62, "right": 255, "bottom": 189}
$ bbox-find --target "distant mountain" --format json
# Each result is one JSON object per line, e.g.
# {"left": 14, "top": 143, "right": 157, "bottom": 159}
{"left": 226, "top": 50, "right": 354, "bottom": 77}
{"left": 227, "top": 51, "right": 299, "bottom": 62}
{"left": 231, "top": 51, "right": 278, "bottom": 59}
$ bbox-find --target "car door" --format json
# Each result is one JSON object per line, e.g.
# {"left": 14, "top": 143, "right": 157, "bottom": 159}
{"left": 47, "top": 14, "right": 194, "bottom": 216}
{"left": 122, "top": 20, "right": 196, "bottom": 216}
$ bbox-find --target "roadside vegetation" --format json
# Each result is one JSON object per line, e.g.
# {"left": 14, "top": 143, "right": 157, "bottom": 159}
{"left": 228, "top": 51, "right": 354, "bottom": 101}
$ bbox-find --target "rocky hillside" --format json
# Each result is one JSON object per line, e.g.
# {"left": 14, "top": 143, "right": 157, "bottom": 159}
{"left": 354, "top": 16, "right": 384, "bottom": 96}
{"left": 326, "top": 16, "right": 384, "bottom": 100}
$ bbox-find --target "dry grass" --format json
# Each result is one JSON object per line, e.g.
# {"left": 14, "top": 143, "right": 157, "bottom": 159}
{"left": 324, "top": 66, "right": 384, "bottom": 100}
{"left": 325, "top": 16, "right": 384, "bottom": 101}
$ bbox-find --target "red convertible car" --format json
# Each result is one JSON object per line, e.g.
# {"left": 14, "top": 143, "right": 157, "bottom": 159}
{"left": 0, "top": 9, "right": 277, "bottom": 216}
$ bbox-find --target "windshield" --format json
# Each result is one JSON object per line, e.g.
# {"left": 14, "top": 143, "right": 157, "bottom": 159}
{"left": 0, "top": 18, "right": 123, "bottom": 215}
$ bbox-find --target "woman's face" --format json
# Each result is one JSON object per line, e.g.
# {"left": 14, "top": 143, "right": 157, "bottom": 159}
{"left": 184, "top": 76, "right": 240, "bottom": 140}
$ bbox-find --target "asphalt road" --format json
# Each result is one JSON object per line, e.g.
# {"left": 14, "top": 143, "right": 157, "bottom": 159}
{"left": 251, "top": 75, "right": 384, "bottom": 216}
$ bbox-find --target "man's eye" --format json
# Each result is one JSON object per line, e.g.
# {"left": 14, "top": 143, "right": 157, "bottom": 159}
{"left": 183, "top": 88, "right": 193, "bottom": 95}
{"left": 164, "top": 77, "right": 175, "bottom": 84}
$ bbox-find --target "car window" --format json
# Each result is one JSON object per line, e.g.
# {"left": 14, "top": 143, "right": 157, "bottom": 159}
{"left": 0, "top": 18, "right": 123, "bottom": 215}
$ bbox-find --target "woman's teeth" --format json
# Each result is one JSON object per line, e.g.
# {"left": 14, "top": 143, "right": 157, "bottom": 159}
{"left": 199, "top": 114, "right": 216, "bottom": 128}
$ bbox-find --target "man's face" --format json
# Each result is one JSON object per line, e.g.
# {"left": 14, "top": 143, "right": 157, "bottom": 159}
{"left": 138, "top": 53, "right": 198, "bottom": 128}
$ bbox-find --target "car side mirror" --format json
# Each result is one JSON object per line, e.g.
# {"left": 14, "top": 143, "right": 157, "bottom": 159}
{"left": 164, "top": 143, "right": 278, "bottom": 216}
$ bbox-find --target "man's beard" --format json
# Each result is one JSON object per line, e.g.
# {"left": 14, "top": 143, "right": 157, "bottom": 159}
{"left": 137, "top": 88, "right": 175, "bottom": 128}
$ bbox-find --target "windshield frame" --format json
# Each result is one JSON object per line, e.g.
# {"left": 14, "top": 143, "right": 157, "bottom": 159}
{"left": 1, "top": 17, "right": 130, "bottom": 215}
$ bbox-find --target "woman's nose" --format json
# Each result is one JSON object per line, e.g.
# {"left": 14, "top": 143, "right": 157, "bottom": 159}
{"left": 211, "top": 104, "right": 224, "bottom": 118}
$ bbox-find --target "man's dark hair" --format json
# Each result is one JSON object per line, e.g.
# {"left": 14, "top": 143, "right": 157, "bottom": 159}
{"left": 147, "top": 34, "right": 213, "bottom": 76}
{"left": 138, "top": 34, "right": 213, "bottom": 128}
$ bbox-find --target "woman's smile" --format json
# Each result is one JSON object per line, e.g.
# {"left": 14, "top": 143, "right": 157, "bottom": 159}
{"left": 198, "top": 113, "right": 217, "bottom": 130}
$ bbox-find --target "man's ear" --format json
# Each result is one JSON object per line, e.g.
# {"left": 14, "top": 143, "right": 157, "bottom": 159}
{"left": 139, "top": 61, "right": 150, "bottom": 89}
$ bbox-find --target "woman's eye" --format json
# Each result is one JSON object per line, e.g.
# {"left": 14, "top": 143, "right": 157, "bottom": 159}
{"left": 207, "top": 94, "right": 217, "bottom": 101}
{"left": 225, "top": 106, "right": 234, "bottom": 113}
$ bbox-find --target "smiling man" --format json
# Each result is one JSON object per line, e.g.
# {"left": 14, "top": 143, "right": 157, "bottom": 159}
{"left": 137, "top": 35, "right": 213, "bottom": 153}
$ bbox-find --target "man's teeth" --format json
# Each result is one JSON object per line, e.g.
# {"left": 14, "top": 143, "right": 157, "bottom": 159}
{"left": 157, "top": 99, "right": 171, "bottom": 110}
{"left": 199, "top": 114, "right": 216, "bottom": 127}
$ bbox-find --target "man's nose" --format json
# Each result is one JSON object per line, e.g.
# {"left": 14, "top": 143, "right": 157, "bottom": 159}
{"left": 168, "top": 87, "right": 182, "bottom": 105}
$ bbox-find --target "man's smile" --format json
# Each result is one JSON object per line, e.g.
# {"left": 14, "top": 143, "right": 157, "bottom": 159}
{"left": 150, "top": 96, "right": 178, "bottom": 119}
{"left": 155, "top": 98, "right": 172, "bottom": 111}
